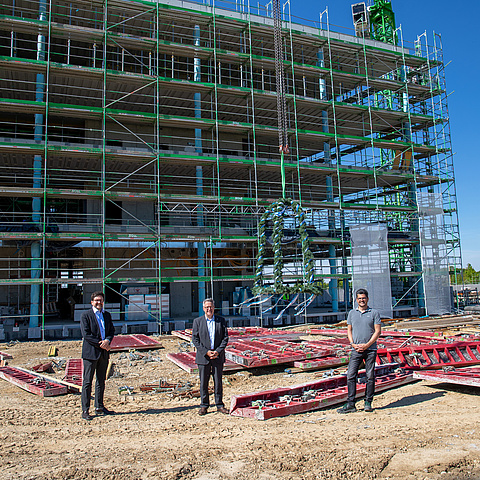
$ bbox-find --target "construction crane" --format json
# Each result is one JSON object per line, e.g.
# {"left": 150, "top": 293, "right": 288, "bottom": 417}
{"left": 351, "top": 1, "right": 397, "bottom": 45}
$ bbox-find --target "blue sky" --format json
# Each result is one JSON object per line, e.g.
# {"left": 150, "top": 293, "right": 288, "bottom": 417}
{"left": 286, "top": 0, "right": 480, "bottom": 269}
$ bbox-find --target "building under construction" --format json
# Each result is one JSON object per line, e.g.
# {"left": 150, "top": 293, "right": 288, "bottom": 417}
{"left": 0, "top": 0, "right": 461, "bottom": 337}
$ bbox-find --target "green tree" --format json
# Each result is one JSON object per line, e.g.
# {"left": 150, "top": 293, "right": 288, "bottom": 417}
{"left": 463, "top": 264, "right": 479, "bottom": 284}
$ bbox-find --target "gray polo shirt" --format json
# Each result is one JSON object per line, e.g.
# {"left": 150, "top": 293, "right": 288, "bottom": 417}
{"left": 347, "top": 306, "right": 382, "bottom": 349}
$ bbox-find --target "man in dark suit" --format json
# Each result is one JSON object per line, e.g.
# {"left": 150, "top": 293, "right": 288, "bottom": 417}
{"left": 192, "top": 298, "right": 229, "bottom": 415}
{"left": 80, "top": 291, "right": 115, "bottom": 420}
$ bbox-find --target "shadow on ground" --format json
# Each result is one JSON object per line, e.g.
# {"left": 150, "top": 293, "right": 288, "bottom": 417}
{"left": 114, "top": 404, "right": 199, "bottom": 415}
{"left": 379, "top": 391, "right": 445, "bottom": 409}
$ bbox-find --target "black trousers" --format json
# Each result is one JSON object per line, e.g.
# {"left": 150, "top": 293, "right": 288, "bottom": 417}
{"left": 81, "top": 349, "right": 109, "bottom": 413}
{"left": 346, "top": 348, "right": 377, "bottom": 405}
{"left": 198, "top": 359, "right": 224, "bottom": 408}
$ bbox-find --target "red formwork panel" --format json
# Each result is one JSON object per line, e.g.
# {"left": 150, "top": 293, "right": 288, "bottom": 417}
{"left": 110, "top": 334, "right": 162, "bottom": 351}
{"left": 170, "top": 330, "right": 192, "bottom": 341}
{"left": 171, "top": 327, "right": 301, "bottom": 342}
{"left": 293, "top": 355, "right": 350, "bottom": 370}
{"left": 166, "top": 352, "right": 243, "bottom": 374}
{"left": 292, "top": 340, "right": 413, "bottom": 371}
{"left": 307, "top": 328, "right": 445, "bottom": 338}
{"left": 413, "top": 367, "right": 480, "bottom": 387}
{"left": 305, "top": 337, "right": 403, "bottom": 351}
{"left": 0, "top": 366, "right": 68, "bottom": 397}
{"left": 225, "top": 339, "right": 334, "bottom": 368}
{"left": 376, "top": 342, "right": 480, "bottom": 369}
{"left": 0, "top": 351, "right": 13, "bottom": 359}
{"left": 306, "top": 328, "right": 444, "bottom": 345}
{"left": 64, "top": 359, "right": 83, "bottom": 387}
{"left": 230, "top": 363, "right": 414, "bottom": 420}
{"left": 236, "top": 338, "right": 335, "bottom": 356}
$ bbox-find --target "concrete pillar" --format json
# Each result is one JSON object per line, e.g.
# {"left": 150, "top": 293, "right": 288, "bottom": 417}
{"left": 30, "top": 0, "right": 47, "bottom": 327}
{"left": 318, "top": 48, "right": 338, "bottom": 311}
{"left": 317, "top": 48, "right": 330, "bottom": 163}
{"left": 194, "top": 24, "right": 206, "bottom": 314}
{"left": 326, "top": 176, "right": 338, "bottom": 312}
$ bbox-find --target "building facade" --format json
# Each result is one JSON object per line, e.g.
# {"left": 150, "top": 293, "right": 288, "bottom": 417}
{"left": 0, "top": 0, "right": 461, "bottom": 335}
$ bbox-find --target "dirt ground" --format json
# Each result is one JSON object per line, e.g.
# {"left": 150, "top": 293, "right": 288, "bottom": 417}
{"left": 1, "top": 333, "right": 480, "bottom": 480}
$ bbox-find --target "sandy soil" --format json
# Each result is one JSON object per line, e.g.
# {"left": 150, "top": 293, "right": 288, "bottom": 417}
{"left": 1, "top": 334, "right": 480, "bottom": 480}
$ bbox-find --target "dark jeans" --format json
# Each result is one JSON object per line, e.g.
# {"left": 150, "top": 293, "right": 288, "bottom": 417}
{"left": 198, "top": 360, "right": 224, "bottom": 408}
{"left": 346, "top": 348, "right": 377, "bottom": 405}
{"left": 81, "top": 349, "right": 109, "bottom": 413}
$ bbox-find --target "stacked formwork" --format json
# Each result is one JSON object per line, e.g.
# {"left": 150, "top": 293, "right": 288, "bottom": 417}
{"left": 0, "top": 0, "right": 461, "bottom": 333}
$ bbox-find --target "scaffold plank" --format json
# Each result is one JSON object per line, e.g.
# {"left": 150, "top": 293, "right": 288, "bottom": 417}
{"left": 166, "top": 352, "right": 243, "bottom": 374}
{"left": 0, "top": 366, "right": 68, "bottom": 397}
{"left": 413, "top": 367, "right": 480, "bottom": 387}
{"left": 110, "top": 334, "right": 162, "bottom": 352}
{"left": 230, "top": 364, "right": 414, "bottom": 420}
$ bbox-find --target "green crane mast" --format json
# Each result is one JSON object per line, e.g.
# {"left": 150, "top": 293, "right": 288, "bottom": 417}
{"left": 369, "top": 0, "right": 397, "bottom": 45}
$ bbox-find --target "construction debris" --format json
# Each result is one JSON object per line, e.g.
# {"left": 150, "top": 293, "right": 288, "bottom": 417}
{"left": 32, "top": 362, "right": 54, "bottom": 373}
{"left": 166, "top": 352, "right": 243, "bottom": 374}
{"left": 139, "top": 379, "right": 208, "bottom": 398}
{"left": 118, "top": 385, "right": 135, "bottom": 395}
{"left": 139, "top": 379, "right": 184, "bottom": 393}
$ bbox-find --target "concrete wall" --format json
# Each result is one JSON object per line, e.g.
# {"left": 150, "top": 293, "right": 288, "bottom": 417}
{"left": 169, "top": 282, "right": 192, "bottom": 318}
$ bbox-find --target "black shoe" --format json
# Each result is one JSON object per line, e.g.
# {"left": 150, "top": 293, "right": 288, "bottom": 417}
{"left": 95, "top": 407, "right": 115, "bottom": 416}
{"left": 198, "top": 407, "right": 208, "bottom": 416}
{"left": 364, "top": 401, "right": 373, "bottom": 412}
{"left": 82, "top": 411, "right": 93, "bottom": 421}
{"left": 337, "top": 403, "right": 356, "bottom": 414}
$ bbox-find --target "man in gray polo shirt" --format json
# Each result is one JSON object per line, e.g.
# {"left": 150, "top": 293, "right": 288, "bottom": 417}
{"left": 337, "top": 288, "right": 381, "bottom": 413}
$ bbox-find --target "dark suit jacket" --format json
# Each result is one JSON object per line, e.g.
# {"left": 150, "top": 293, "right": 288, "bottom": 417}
{"left": 192, "top": 314, "right": 228, "bottom": 365}
{"left": 80, "top": 308, "right": 115, "bottom": 360}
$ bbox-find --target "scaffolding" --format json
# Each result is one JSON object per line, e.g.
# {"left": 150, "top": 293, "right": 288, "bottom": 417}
{"left": 0, "top": 0, "right": 462, "bottom": 336}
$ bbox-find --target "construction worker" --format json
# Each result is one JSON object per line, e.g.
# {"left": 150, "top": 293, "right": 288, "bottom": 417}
{"left": 80, "top": 291, "right": 115, "bottom": 420}
{"left": 337, "top": 288, "right": 382, "bottom": 414}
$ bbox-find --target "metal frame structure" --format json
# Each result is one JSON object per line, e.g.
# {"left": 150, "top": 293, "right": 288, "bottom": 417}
{"left": 0, "top": 0, "right": 461, "bottom": 334}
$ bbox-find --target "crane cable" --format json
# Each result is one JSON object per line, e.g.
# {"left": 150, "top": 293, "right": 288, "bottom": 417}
{"left": 273, "top": 0, "right": 289, "bottom": 161}
{"left": 253, "top": 0, "right": 321, "bottom": 301}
